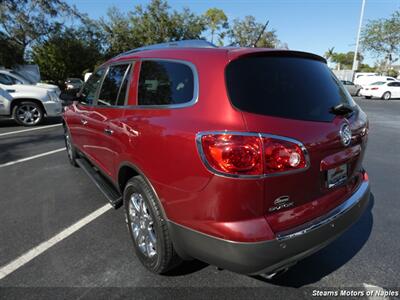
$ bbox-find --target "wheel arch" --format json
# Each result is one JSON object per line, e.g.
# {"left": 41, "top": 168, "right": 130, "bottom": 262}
{"left": 11, "top": 98, "right": 47, "bottom": 116}
{"left": 117, "top": 162, "right": 168, "bottom": 220}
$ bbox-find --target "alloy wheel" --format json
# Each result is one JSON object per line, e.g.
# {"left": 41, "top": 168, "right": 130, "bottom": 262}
{"left": 16, "top": 104, "right": 41, "bottom": 125}
{"left": 128, "top": 192, "right": 157, "bottom": 258}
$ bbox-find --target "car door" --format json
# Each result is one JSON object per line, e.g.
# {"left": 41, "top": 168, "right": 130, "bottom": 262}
{"left": 69, "top": 68, "right": 105, "bottom": 152}
{"left": 84, "top": 62, "right": 134, "bottom": 179}
{"left": 390, "top": 82, "right": 400, "bottom": 98}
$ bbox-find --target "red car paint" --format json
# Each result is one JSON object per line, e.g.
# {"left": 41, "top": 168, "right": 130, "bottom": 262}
{"left": 64, "top": 46, "right": 369, "bottom": 267}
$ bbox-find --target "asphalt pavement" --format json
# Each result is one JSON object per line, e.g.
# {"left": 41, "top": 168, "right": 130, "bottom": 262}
{"left": 0, "top": 98, "right": 399, "bottom": 299}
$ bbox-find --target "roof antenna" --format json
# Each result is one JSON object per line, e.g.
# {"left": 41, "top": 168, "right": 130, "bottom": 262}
{"left": 251, "top": 20, "right": 269, "bottom": 47}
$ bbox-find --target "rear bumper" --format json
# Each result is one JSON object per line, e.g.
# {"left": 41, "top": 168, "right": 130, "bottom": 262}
{"left": 169, "top": 179, "right": 370, "bottom": 275}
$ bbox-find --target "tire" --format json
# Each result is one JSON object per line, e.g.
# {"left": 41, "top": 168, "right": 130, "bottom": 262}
{"left": 13, "top": 101, "right": 44, "bottom": 126}
{"left": 124, "top": 176, "right": 181, "bottom": 274}
{"left": 364, "top": 96, "right": 372, "bottom": 99}
{"left": 382, "top": 92, "right": 391, "bottom": 100}
{"left": 64, "top": 126, "right": 79, "bottom": 167}
{"left": 355, "top": 89, "right": 361, "bottom": 96}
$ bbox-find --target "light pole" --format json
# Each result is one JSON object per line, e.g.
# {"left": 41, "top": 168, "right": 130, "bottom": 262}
{"left": 352, "top": 0, "right": 366, "bottom": 71}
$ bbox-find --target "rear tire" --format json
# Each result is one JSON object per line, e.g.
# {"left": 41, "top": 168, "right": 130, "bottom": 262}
{"left": 124, "top": 176, "right": 181, "bottom": 274}
{"left": 13, "top": 101, "right": 43, "bottom": 126}
{"left": 64, "top": 126, "right": 78, "bottom": 167}
{"left": 364, "top": 96, "right": 372, "bottom": 99}
{"left": 382, "top": 92, "right": 391, "bottom": 100}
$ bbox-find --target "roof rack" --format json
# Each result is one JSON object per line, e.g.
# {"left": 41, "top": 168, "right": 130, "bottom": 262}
{"left": 117, "top": 39, "right": 217, "bottom": 57}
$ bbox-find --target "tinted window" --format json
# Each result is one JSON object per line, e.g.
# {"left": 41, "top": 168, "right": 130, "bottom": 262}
{"left": 138, "top": 60, "right": 194, "bottom": 105}
{"left": 0, "top": 74, "right": 16, "bottom": 85}
{"left": 98, "top": 64, "right": 130, "bottom": 106}
{"left": 388, "top": 82, "right": 400, "bottom": 87}
{"left": 226, "top": 56, "right": 356, "bottom": 122}
{"left": 80, "top": 69, "right": 105, "bottom": 105}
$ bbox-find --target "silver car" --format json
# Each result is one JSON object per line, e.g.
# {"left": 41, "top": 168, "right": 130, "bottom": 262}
{"left": 341, "top": 80, "right": 362, "bottom": 96}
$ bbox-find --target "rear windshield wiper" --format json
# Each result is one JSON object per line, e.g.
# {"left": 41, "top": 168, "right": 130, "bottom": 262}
{"left": 330, "top": 103, "right": 354, "bottom": 116}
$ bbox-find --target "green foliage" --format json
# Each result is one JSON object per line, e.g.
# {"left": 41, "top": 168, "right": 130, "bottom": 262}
{"left": 0, "top": 0, "right": 84, "bottom": 61}
{"left": 386, "top": 68, "right": 399, "bottom": 77}
{"left": 204, "top": 8, "right": 228, "bottom": 45}
{"left": 329, "top": 51, "right": 363, "bottom": 69}
{"left": 100, "top": 0, "right": 205, "bottom": 58}
{"left": 359, "top": 63, "right": 376, "bottom": 72}
{"left": 361, "top": 10, "right": 400, "bottom": 66}
{"left": 228, "top": 16, "right": 278, "bottom": 48}
{"left": 0, "top": 32, "right": 24, "bottom": 67}
{"left": 31, "top": 28, "right": 103, "bottom": 84}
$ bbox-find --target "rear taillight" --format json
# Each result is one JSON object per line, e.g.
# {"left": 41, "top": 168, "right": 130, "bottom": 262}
{"left": 371, "top": 87, "right": 379, "bottom": 90}
{"left": 199, "top": 134, "right": 263, "bottom": 176}
{"left": 197, "top": 132, "right": 308, "bottom": 177}
{"left": 263, "top": 137, "right": 307, "bottom": 174}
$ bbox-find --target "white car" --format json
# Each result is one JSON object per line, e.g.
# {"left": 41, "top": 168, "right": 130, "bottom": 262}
{"left": 0, "top": 79, "right": 62, "bottom": 126}
{"left": 0, "top": 70, "right": 61, "bottom": 95}
{"left": 356, "top": 75, "right": 398, "bottom": 88}
{"left": 359, "top": 81, "right": 400, "bottom": 100}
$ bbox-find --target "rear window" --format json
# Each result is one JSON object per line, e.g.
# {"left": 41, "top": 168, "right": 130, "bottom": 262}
{"left": 226, "top": 56, "right": 355, "bottom": 122}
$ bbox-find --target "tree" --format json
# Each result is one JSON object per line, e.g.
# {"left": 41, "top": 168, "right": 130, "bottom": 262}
{"left": 204, "top": 8, "right": 228, "bottom": 45}
{"left": 100, "top": 1, "right": 205, "bottom": 57}
{"left": 324, "top": 47, "right": 335, "bottom": 61}
{"left": 0, "top": 32, "right": 24, "bottom": 67}
{"left": 0, "top": 0, "right": 84, "bottom": 62}
{"left": 361, "top": 10, "right": 400, "bottom": 69}
{"left": 228, "top": 16, "right": 278, "bottom": 48}
{"left": 31, "top": 28, "right": 103, "bottom": 84}
{"left": 330, "top": 51, "right": 363, "bottom": 69}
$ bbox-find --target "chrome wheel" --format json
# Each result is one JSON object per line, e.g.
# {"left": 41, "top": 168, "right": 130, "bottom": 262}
{"left": 65, "top": 130, "right": 73, "bottom": 161}
{"left": 16, "top": 104, "right": 42, "bottom": 125}
{"left": 129, "top": 193, "right": 157, "bottom": 258}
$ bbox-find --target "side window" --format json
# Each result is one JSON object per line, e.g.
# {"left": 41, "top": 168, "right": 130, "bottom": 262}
{"left": 389, "top": 82, "right": 400, "bottom": 87}
{"left": 80, "top": 69, "right": 105, "bottom": 105}
{"left": 0, "top": 74, "right": 15, "bottom": 85}
{"left": 98, "top": 64, "right": 131, "bottom": 106}
{"left": 138, "top": 60, "right": 194, "bottom": 106}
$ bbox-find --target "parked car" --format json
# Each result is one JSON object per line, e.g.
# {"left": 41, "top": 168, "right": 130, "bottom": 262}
{"left": 65, "top": 78, "right": 83, "bottom": 91}
{"left": 341, "top": 80, "right": 362, "bottom": 96}
{"left": 360, "top": 81, "right": 400, "bottom": 100}
{"left": 63, "top": 40, "right": 370, "bottom": 276}
{"left": 0, "top": 69, "right": 61, "bottom": 95}
{"left": 0, "top": 77, "right": 62, "bottom": 126}
{"left": 355, "top": 75, "right": 398, "bottom": 88}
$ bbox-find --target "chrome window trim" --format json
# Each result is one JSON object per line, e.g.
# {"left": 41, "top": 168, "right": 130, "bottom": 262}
{"left": 135, "top": 58, "right": 199, "bottom": 109}
{"left": 93, "top": 60, "right": 135, "bottom": 108}
{"left": 195, "top": 130, "right": 310, "bottom": 179}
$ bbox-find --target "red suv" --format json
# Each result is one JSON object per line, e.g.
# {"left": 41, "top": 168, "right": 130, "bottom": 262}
{"left": 63, "top": 40, "right": 370, "bottom": 276}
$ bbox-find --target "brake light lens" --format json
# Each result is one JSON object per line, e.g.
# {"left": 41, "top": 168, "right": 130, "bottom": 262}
{"left": 371, "top": 87, "right": 379, "bottom": 90}
{"left": 198, "top": 133, "right": 308, "bottom": 177}
{"left": 200, "top": 134, "right": 263, "bottom": 175}
{"left": 263, "top": 137, "right": 307, "bottom": 174}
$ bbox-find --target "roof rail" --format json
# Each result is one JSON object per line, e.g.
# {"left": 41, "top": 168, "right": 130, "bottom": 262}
{"left": 117, "top": 39, "right": 217, "bottom": 57}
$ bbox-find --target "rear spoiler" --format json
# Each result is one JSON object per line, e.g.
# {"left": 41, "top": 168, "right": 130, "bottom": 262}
{"left": 229, "top": 49, "right": 327, "bottom": 64}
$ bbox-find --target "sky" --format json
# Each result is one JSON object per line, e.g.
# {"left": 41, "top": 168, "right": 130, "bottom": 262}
{"left": 65, "top": 0, "right": 400, "bottom": 65}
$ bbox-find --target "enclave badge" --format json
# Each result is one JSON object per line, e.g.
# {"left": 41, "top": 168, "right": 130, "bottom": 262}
{"left": 340, "top": 123, "right": 352, "bottom": 147}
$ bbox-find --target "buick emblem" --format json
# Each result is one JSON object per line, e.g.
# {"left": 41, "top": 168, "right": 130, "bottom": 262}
{"left": 340, "top": 123, "right": 352, "bottom": 147}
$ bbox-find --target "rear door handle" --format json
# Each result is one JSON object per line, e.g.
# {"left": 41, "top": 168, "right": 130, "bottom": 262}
{"left": 104, "top": 128, "right": 114, "bottom": 135}
{"left": 81, "top": 119, "right": 88, "bottom": 125}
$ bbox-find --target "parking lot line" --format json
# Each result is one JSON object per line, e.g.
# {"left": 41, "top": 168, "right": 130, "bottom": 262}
{"left": 0, "top": 148, "right": 66, "bottom": 168}
{"left": 0, "top": 203, "right": 113, "bottom": 281}
{"left": 0, "top": 124, "right": 62, "bottom": 137}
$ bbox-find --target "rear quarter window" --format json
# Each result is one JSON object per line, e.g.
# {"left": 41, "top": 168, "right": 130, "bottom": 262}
{"left": 226, "top": 56, "right": 355, "bottom": 122}
{"left": 138, "top": 60, "right": 194, "bottom": 106}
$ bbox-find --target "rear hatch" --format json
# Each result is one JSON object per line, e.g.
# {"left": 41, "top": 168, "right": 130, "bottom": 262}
{"left": 225, "top": 51, "right": 369, "bottom": 232}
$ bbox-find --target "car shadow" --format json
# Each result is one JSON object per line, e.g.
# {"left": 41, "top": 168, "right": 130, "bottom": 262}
{"left": 253, "top": 193, "right": 375, "bottom": 287}
{"left": 164, "top": 259, "right": 209, "bottom": 276}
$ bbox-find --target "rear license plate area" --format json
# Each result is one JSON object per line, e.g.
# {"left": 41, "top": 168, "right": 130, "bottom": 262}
{"left": 327, "top": 164, "right": 348, "bottom": 188}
